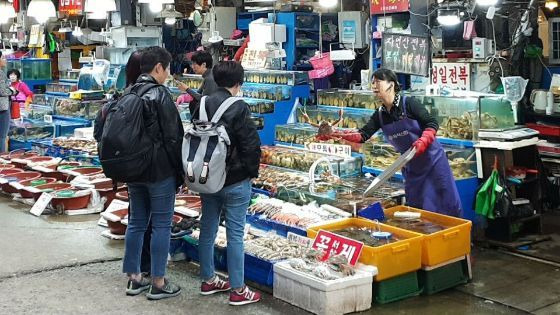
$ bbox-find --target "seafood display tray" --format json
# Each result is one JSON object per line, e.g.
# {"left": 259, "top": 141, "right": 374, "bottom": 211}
{"left": 384, "top": 206, "right": 472, "bottom": 267}
{"left": 418, "top": 258, "right": 469, "bottom": 295}
{"left": 273, "top": 260, "right": 374, "bottom": 315}
{"left": 307, "top": 218, "right": 423, "bottom": 281}
{"left": 246, "top": 214, "right": 307, "bottom": 237}
{"left": 373, "top": 271, "right": 421, "bottom": 304}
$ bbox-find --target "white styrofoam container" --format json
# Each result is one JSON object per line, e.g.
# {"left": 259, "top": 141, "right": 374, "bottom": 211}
{"left": 73, "top": 127, "right": 94, "bottom": 139}
{"left": 273, "top": 261, "right": 375, "bottom": 315}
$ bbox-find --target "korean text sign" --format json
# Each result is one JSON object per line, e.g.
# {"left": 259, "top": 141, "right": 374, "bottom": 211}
{"left": 382, "top": 33, "right": 430, "bottom": 77}
{"left": 371, "top": 0, "right": 409, "bottom": 14}
{"left": 431, "top": 62, "right": 471, "bottom": 90}
{"left": 59, "top": 0, "right": 83, "bottom": 15}
{"left": 312, "top": 230, "right": 364, "bottom": 266}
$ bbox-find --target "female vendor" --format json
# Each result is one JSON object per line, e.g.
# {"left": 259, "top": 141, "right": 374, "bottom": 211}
{"left": 329, "top": 69, "right": 462, "bottom": 217}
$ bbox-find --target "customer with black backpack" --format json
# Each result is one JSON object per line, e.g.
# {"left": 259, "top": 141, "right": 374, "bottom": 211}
{"left": 187, "top": 61, "right": 262, "bottom": 305}
{"left": 98, "top": 46, "right": 184, "bottom": 300}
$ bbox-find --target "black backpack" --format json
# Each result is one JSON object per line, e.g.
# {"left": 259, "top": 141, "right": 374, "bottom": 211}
{"left": 97, "top": 83, "right": 158, "bottom": 182}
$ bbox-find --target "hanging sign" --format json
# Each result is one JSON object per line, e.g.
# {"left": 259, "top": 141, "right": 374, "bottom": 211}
{"left": 431, "top": 62, "right": 471, "bottom": 90}
{"left": 59, "top": 0, "right": 83, "bottom": 15}
{"left": 371, "top": 0, "right": 409, "bottom": 15}
{"left": 382, "top": 33, "right": 430, "bottom": 77}
{"left": 312, "top": 230, "right": 364, "bottom": 266}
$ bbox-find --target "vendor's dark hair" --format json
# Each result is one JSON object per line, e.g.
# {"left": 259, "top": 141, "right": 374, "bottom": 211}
{"left": 140, "top": 46, "right": 172, "bottom": 74}
{"left": 213, "top": 61, "right": 244, "bottom": 88}
{"left": 7, "top": 69, "right": 21, "bottom": 80}
{"left": 191, "top": 50, "right": 213, "bottom": 69}
{"left": 373, "top": 68, "right": 401, "bottom": 93}
{"left": 126, "top": 50, "right": 143, "bottom": 87}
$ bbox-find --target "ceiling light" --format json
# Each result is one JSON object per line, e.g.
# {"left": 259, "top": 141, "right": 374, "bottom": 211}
{"left": 161, "top": 4, "right": 183, "bottom": 24}
{"left": 476, "top": 0, "right": 498, "bottom": 6}
{"left": 437, "top": 9, "right": 461, "bottom": 26}
{"left": 72, "top": 26, "right": 83, "bottom": 37}
{"left": 165, "top": 17, "right": 176, "bottom": 25}
{"left": 84, "top": 0, "right": 116, "bottom": 13}
{"left": 0, "top": 1, "right": 16, "bottom": 25}
{"left": 319, "top": 0, "right": 337, "bottom": 8}
{"left": 27, "top": 0, "right": 56, "bottom": 24}
{"left": 546, "top": 0, "right": 558, "bottom": 10}
{"left": 149, "top": 2, "right": 162, "bottom": 13}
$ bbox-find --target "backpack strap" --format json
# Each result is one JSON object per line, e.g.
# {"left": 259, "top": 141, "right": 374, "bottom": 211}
{"left": 199, "top": 96, "right": 209, "bottom": 122}
{"left": 210, "top": 97, "right": 243, "bottom": 124}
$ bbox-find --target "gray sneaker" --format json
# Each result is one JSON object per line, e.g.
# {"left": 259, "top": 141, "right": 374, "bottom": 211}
{"left": 126, "top": 278, "right": 151, "bottom": 296}
{"left": 146, "top": 279, "right": 181, "bottom": 300}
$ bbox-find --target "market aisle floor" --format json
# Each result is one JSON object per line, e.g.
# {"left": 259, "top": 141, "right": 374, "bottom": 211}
{"left": 0, "top": 199, "right": 556, "bottom": 314}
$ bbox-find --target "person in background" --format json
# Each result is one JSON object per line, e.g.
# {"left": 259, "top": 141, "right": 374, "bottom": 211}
{"left": 176, "top": 50, "right": 217, "bottom": 107}
{"left": 7, "top": 69, "right": 33, "bottom": 119}
{"left": 0, "top": 51, "right": 17, "bottom": 153}
{"left": 325, "top": 68, "right": 462, "bottom": 218}
{"left": 121, "top": 46, "right": 184, "bottom": 300}
{"left": 233, "top": 36, "right": 250, "bottom": 62}
{"left": 192, "top": 61, "right": 262, "bottom": 306}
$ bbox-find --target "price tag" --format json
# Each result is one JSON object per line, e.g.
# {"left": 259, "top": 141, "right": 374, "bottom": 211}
{"left": 306, "top": 143, "right": 352, "bottom": 158}
{"left": 30, "top": 193, "right": 53, "bottom": 217}
{"left": 105, "top": 199, "right": 129, "bottom": 213}
{"left": 0, "top": 178, "right": 8, "bottom": 184}
{"left": 44, "top": 114, "right": 53, "bottom": 124}
{"left": 287, "top": 232, "right": 313, "bottom": 248}
{"left": 9, "top": 182, "right": 24, "bottom": 190}
{"left": 312, "top": 230, "right": 364, "bottom": 266}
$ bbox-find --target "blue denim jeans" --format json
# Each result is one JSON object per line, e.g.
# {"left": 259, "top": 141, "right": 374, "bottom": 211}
{"left": 199, "top": 179, "right": 251, "bottom": 289}
{"left": 0, "top": 109, "right": 10, "bottom": 153}
{"left": 123, "top": 176, "right": 176, "bottom": 278}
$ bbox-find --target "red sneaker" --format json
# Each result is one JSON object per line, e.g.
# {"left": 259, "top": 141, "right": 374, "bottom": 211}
{"left": 229, "top": 286, "right": 261, "bottom": 306}
{"left": 200, "top": 276, "right": 231, "bottom": 295}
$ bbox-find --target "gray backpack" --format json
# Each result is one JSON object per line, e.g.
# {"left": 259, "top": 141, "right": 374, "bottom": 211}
{"left": 182, "top": 96, "right": 242, "bottom": 194}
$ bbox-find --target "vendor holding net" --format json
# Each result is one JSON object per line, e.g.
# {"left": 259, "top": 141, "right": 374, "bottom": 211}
{"left": 321, "top": 68, "right": 462, "bottom": 218}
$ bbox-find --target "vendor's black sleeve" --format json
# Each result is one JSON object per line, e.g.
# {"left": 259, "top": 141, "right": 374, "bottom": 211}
{"left": 406, "top": 97, "right": 439, "bottom": 131}
{"left": 358, "top": 110, "right": 381, "bottom": 142}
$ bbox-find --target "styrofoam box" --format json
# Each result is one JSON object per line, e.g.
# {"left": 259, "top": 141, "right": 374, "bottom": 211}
{"left": 273, "top": 261, "right": 375, "bottom": 315}
{"left": 73, "top": 127, "right": 94, "bottom": 139}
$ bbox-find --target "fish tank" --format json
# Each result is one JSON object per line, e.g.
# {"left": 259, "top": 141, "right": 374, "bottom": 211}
{"left": 244, "top": 98, "right": 275, "bottom": 114}
{"left": 81, "top": 100, "right": 104, "bottom": 120}
{"left": 317, "top": 89, "right": 381, "bottom": 110}
{"left": 26, "top": 104, "right": 54, "bottom": 120}
{"left": 298, "top": 106, "right": 371, "bottom": 129}
{"left": 54, "top": 98, "right": 81, "bottom": 117}
{"left": 244, "top": 70, "right": 308, "bottom": 86}
{"left": 9, "top": 119, "right": 54, "bottom": 142}
{"left": 362, "top": 141, "right": 399, "bottom": 170}
{"left": 177, "top": 74, "right": 203, "bottom": 90}
{"left": 20, "top": 58, "right": 52, "bottom": 81}
{"left": 260, "top": 146, "right": 362, "bottom": 177}
{"left": 59, "top": 69, "right": 81, "bottom": 81}
{"left": 31, "top": 94, "right": 49, "bottom": 106}
{"left": 403, "top": 93, "right": 515, "bottom": 140}
{"left": 275, "top": 123, "right": 364, "bottom": 153}
{"left": 46, "top": 82, "right": 78, "bottom": 94}
{"left": 241, "top": 83, "right": 291, "bottom": 101}
{"left": 250, "top": 115, "right": 265, "bottom": 130}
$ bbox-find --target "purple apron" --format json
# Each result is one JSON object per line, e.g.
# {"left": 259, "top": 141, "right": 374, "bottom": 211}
{"left": 379, "top": 97, "right": 462, "bottom": 217}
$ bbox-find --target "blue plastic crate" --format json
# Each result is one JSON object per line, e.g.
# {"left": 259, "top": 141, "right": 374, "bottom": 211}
{"left": 8, "top": 139, "right": 31, "bottom": 151}
{"left": 244, "top": 253, "right": 275, "bottom": 287}
{"left": 245, "top": 214, "right": 307, "bottom": 237}
{"left": 180, "top": 235, "right": 228, "bottom": 271}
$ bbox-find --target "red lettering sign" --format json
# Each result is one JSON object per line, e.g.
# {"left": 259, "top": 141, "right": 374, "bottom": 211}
{"left": 371, "top": 0, "right": 409, "bottom": 14}
{"left": 59, "top": 0, "right": 83, "bottom": 16}
{"left": 312, "top": 230, "right": 364, "bottom": 266}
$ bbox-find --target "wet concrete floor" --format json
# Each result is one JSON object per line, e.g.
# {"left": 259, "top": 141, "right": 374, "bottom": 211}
{"left": 0, "top": 198, "right": 558, "bottom": 314}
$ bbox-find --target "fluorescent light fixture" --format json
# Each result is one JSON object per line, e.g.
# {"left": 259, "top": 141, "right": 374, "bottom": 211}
{"left": 27, "top": 0, "right": 56, "bottom": 24}
{"left": 84, "top": 0, "right": 116, "bottom": 13}
{"left": 319, "top": 0, "right": 337, "bottom": 8}
{"left": 546, "top": 0, "right": 558, "bottom": 10}
{"left": 437, "top": 9, "right": 461, "bottom": 26}
{"left": 476, "top": 0, "right": 498, "bottom": 6}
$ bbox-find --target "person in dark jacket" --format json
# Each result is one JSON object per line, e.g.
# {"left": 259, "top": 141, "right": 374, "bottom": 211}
{"left": 326, "top": 69, "right": 462, "bottom": 217}
{"left": 191, "top": 61, "right": 262, "bottom": 306}
{"left": 177, "top": 50, "right": 217, "bottom": 105}
{"left": 122, "top": 46, "right": 184, "bottom": 301}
